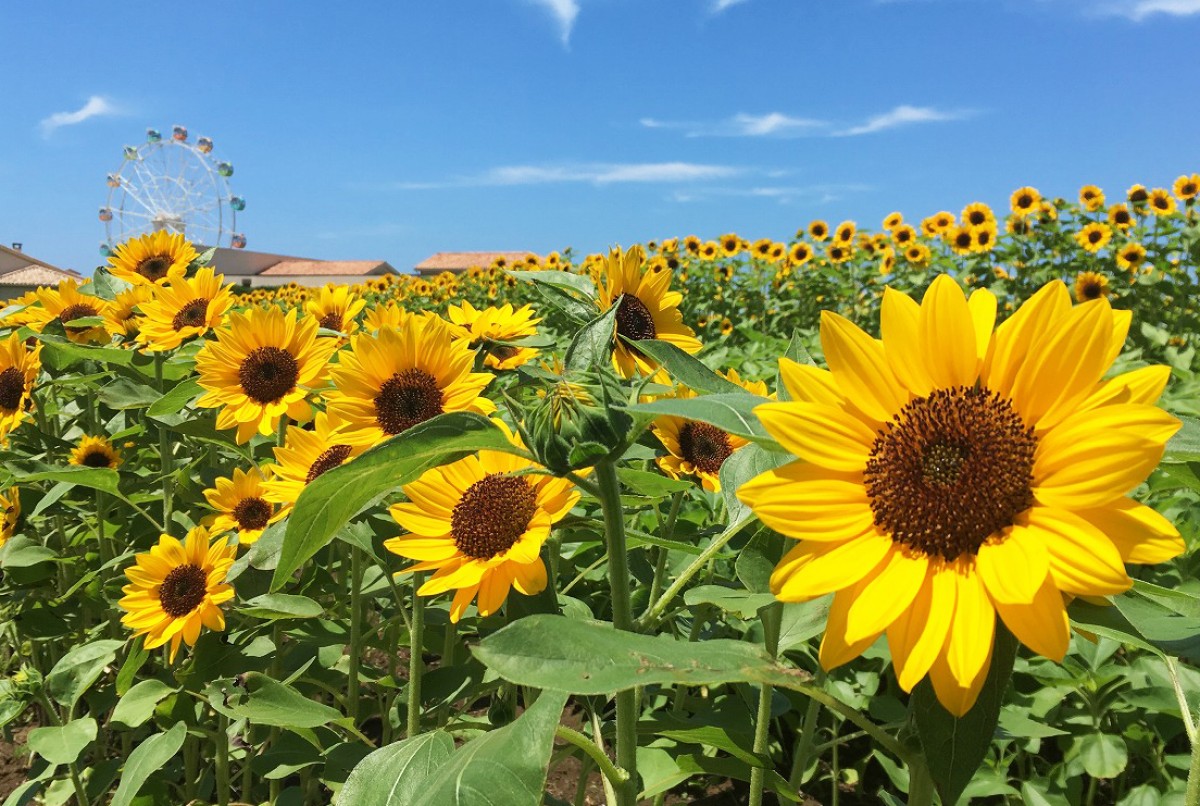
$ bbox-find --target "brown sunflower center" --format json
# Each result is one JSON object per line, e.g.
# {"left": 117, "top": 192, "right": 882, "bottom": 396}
{"left": 136, "top": 255, "right": 173, "bottom": 281}
{"left": 238, "top": 347, "right": 300, "bottom": 404}
{"left": 1114, "top": 210, "right": 1131, "bottom": 225}
{"left": 968, "top": 211, "right": 986, "bottom": 226}
{"left": 60, "top": 303, "right": 99, "bottom": 331}
{"left": 450, "top": 474, "right": 537, "bottom": 560}
{"left": 864, "top": 386, "right": 1036, "bottom": 562}
{"left": 678, "top": 421, "right": 734, "bottom": 475}
{"left": 954, "top": 231, "right": 973, "bottom": 249}
{"left": 1081, "top": 280, "right": 1104, "bottom": 300}
{"left": 615, "top": 294, "right": 657, "bottom": 342}
{"left": 0, "top": 367, "right": 24, "bottom": 411}
{"left": 490, "top": 345, "right": 519, "bottom": 362}
{"left": 233, "top": 497, "right": 273, "bottom": 531}
{"left": 1088, "top": 229, "right": 1103, "bottom": 244}
{"left": 318, "top": 312, "right": 344, "bottom": 332}
{"left": 1183, "top": 182, "right": 1197, "bottom": 196}
{"left": 305, "top": 444, "right": 353, "bottom": 484}
{"left": 375, "top": 368, "right": 444, "bottom": 435}
{"left": 1130, "top": 188, "right": 1149, "bottom": 203}
{"left": 172, "top": 299, "right": 210, "bottom": 331}
{"left": 81, "top": 448, "right": 114, "bottom": 468}
{"left": 1153, "top": 197, "right": 1168, "bottom": 211}
{"left": 1017, "top": 194, "right": 1032, "bottom": 209}
{"left": 159, "top": 563, "right": 208, "bottom": 617}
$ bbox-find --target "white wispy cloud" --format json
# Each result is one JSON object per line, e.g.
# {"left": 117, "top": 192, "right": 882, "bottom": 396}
{"left": 392, "top": 161, "right": 741, "bottom": 190}
{"left": 528, "top": 0, "right": 580, "bottom": 44}
{"left": 711, "top": 0, "right": 752, "bottom": 12}
{"left": 833, "top": 105, "right": 972, "bottom": 136}
{"left": 39, "top": 95, "right": 118, "bottom": 136}
{"left": 1099, "top": 0, "right": 1200, "bottom": 19}
{"left": 640, "top": 112, "right": 828, "bottom": 138}
{"left": 669, "top": 182, "right": 872, "bottom": 204}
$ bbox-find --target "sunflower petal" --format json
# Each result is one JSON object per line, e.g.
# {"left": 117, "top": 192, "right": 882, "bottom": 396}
{"left": 844, "top": 548, "right": 928, "bottom": 644}
{"left": 1076, "top": 498, "right": 1185, "bottom": 565}
{"left": 819, "top": 310, "right": 908, "bottom": 423}
{"left": 755, "top": 402, "right": 875, "bottom": 473}
{"left": 920, "top": 275, "right": 978, "bottom": 388}
{"left": 992, "top": 576, "right": 1069, "bottom": 661}
{"left": 1026, "top": 507, "right": 1131, "bottom": 595}
{"left": 976, "top": 526, "right": 1049, "bottom": 604}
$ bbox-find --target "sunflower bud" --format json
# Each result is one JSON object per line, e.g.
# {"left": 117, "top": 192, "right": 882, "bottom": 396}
{"left": 527, "top": 368, "right": 632, "bottom": 474}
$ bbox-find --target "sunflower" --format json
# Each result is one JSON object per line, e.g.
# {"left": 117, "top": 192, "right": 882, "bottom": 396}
{"left": 882, "top": 212, "right": 904, "bottom": 231}
{"left": 789, "top": 242, "right": 814, "bottom": 267}
{"left": 106, "top": 285, "right": 154, "bottom": 339}
{"left": 904, "top": 243, "right": 931, "bottom": 267}
{"left": 1079, "top": 185, "right": 1106, "bottom": 212}
{"left": 385, "top": 441, "right": 579, "bottom": 622}
{"left": 947, "top": 225, "right": 976, "bottom": 256}
{"left": 262, "top": 412, "right": 375, "bottom": 506}
{"left": 1073, "top": 271, "right": 1111, "bottom": 302}
{"left": 195, "top": 306, "right": 337, "bottom": 443}
{"left": 0, "top": 290, "right": 41, "bottom": 330}
{"left": 1108, "top": 204, "right": 1133, "bottom": 230}
{"left": 834, "top": 221, "right": 856, "bottom": 244}
{"left": 960, "top": 203, "right": 994, "bottom": 229}
{"left": 595, "top": 245, "right": 701, "bottom": 378}
{"left": 652, "top": 372, "right": 767, "bottom": 492}
{"left": 826, "top": 243, "right": 853, "bottom": 264}
{"left": 1148, "top": 189, "right": 1176, "bottom": 216}
{"left": 204, "top": 466, "right": 286, "bottom": 545}
{"left": 768, "top": 242, "right": 787, "bottom": 263}
{"left": 750, "top": 238, "right": 772, "bottom": 260}
{"left": 931, "top": 212, "right": 956, "bottom": 233}
{"left": 0, "top": 333, "right": 41, "bottom": 440}
{"left": 890, "top": 225, "right": 917, "bottom": 247}
{"left": 364, "top": 300, "right": 419, "bottom": 333}
{"left": 720, "top": 317, "right": 734, "bottom": 336}
{"left": 972, "top": 225, "right": 998, "bottom": 254}
{"left": 137, "top": 267, "right": 234, "bottom": 352}
{"left": 0, "top": 487, "right": 19, "bottom": 547}
{"left": 70, "top": 435, "right": 121, "bottom": 469}
{"left": 1116, "top": 242, "right": 1147, "bottom": 271}
{"left": 306, "top": 284, "right": 366, "bottom": 336}
{"left": 808, "top": 221, "right": 830, "bottom": 241}
{"left": 739, "top": 274, "right": 1181, "bottom": 716}
{"left": 719, "top": 233, "right": 742, "bottom": 257}
{"left": 325, "top": 313, "right": 495, "bottom": 443}
{"left": 33, "top": 279, "right": 112, "bottom": 344}
{"left": 683, "top": 236, "right": 702, "bottom": 255}
{"left": 1010, "top": 187, "right": 1041, "bottom": 217}
{"left": 1074, "top": 223, "right": 1113, "bottom": 253}
{"left": 1006, "top": 216, "right": 1032, "bottom": 237}
{"left": 446, "top": 301, "right": 542, "bottom": 370}
{"left": 692, "top": 239, "right": 714, "bottom": 260}
{"left": 107, "top": 231, "right": 199, "bottom": 286}
{"left": 118, "top": 527, "right": 237, "bottom": 662}
{"left": 1174, "top": 174, "right": 1200, "bottom": 201}
{"left": 879, "top": 247, "right": 897, "bottom": 275}
{"left": 1127, "top": 184, "right": 1150, "bottom": 206}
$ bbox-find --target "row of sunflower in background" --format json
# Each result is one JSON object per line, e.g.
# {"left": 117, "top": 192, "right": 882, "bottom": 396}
{"left": 0, "top": 175, "right": 1197, "bottom": 805}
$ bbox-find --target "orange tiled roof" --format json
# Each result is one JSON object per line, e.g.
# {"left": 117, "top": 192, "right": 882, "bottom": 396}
{"left": 258, "top": 260, "right": 390, "bottom": 276}
{"left": 414, "top": 251, "right": 536, "bottom": 272}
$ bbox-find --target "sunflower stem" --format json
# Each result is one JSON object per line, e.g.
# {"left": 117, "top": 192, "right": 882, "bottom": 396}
{"left": 406, "top": 571, "right": 425, "bottom": 738}
{"left": 214, "top": 710, "right": 231, "bottom": 806}
{"left": 906, "top": 757, "right": 936, "bottom": 806}
{"left": 36, "top": 692, "right": 90, "bottom": 806}
{"left": 347, "top": 545, "right": 364, "bottom": 726}
{"left": 648, "top": 491, "right": 684, "bottom": 607}
{"left": 638, "top": 516, "right": 751, "bottom": 632}
{"left": 1186, "top": 720, "right": 1200, "bottom": 806}
{"left": 555, "top": 725, "right": 630, "bottom": 788}
{"left": 749, "top": 602, "right": 782, "bottom": 806}
{"left": 595, "top": 459, "right": 639, "bottom": 806}
{"left": 154, "top": 353, "right": 173, "bottom": 529}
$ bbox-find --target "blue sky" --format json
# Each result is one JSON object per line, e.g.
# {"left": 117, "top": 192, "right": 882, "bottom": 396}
{"left": 3, "top": 0, "right": 1199, "bottom": 274}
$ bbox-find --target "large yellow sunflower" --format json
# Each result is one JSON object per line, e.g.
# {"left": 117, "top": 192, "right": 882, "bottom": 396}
{"left": 1174, "top": 173, "right": 1200, "bottom": 201}
{"left": 262, "top": 412, "right": 375, "bottom": 507}
{"left": 70, "top": 435, "right": 122, "bottom": 469}
{"left": 1148, "top": 188, "right": 1177, "bottom": 216}
{"left": 1079, "top": 185, "right": 1106, "bottom": 212}
{"left": 325, "top": 314, "right": 494, "bottom": 444}
{"left": 1074, "top": 223, "right": 1113, "bottom": 253}
{"left": 306, "top": 284, "right": 366, "bottom": 336}
{"left": 596, "top": 245, "right": 702, "bottom": 378}
{"left": 33, "top": 280, "right": 112, "bottom": 344}
{"left": 446, "top": 301, "right": 542, "bottom": 370}
{"left": 107, "top": 231, "right": 198, "bottom": 286}
{"left": 738, "top": 274, "right": 1182, "bottom": 716}
{"left": 1009, "top": 187, "right": 1041, "bottom": 217}
{"left": 118, "top": 527, "right": 237, "bottom": 662}
{"left": 0, "top": 487, "right": 19, "bottom": 548}
{"left": 137, "top": 267, "right": 234, "bottom": 352}
{"left": 386, "top": 444, "right": 579, "bottom": 622}
{"left": 0, "top": 333, "right": 41, "bottom": 440}
{"left": 195, "top": 306, "right": 337, "bottom": 443}
{"left": 106, "top": 285, "right": 154, "bottom": 340}
{"left": 1073, "top": 271, "right": 1111, "bottom": 302}
{"left": 203, "top": 466, "right": 287, "bottom": 545}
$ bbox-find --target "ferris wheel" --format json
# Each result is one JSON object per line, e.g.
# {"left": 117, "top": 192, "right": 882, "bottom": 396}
{"left": 99, "top": 125, "right": 247, "bottom": 256}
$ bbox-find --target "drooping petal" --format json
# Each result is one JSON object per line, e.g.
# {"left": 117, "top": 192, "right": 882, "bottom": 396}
{"left": 755, "top": 402, "right": 875, "bottom": 473}
{"left": 992, "top": 576, "right": 1070, "bottom": 661}
{"left": 888, "top": 563, "right": 955, "bottom": 692}
{"left": 819, "top": 310, "right": 909, "bottom": 423}
{"left": 770, "top": 531, "right": 893, "bottom": 602}
{"left": 975, "top": 526, "right": 1050, "bottom": 604}
{"left": 844, "top": 547, "right": 929, "bottom": 644}
{"left": 1076, "top": 498, "right": 1185, "bottom": 565}
{"left": 944, "top": 561, "right": 995, "bottom": 688}
{"left": 819, "top": 587, "right": 880, "bottom": 670}
{"left": 928, "top": 632, "right": 993, "bottom": 717}
{"left": 1026, "top": 507, "right": 1131, "bottom": 595}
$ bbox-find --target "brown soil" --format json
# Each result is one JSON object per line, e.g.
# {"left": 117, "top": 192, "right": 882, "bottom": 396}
{"left": 0, "top": 725, "right": 32, "bottom": 801}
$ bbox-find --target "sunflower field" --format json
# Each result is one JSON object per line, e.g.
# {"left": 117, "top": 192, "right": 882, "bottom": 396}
{"left": 2, "top": 176, "right": 1200, "bottom": 806}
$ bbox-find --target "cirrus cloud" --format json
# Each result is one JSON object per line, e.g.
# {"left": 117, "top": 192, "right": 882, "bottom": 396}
{"left": 39, "top": 95, "right": 119, "bottom": 137}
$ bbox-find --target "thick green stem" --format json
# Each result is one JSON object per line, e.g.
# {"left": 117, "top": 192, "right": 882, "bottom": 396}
{"left": 749, "top": 603, "right": 782, "bottom": 806}
{"left": 348, "top": 546, "right": 364, "bottom": 726}
{"left": 407, "top": 572, "right": 425, "bottom": 738}
{"left": 595, "top": 460, "right": 638, "bottom": 806}
{"left": 1187, "top": 727, "right": 1200, "bottom": 806}
{"left": 556, "top": 725, "right": 630, "bottom": 788}
{"left": 215, "top": 711, "right": 230, "bottom": 806}
{"left": 638, "top": 516, "right": 750, "bottom": 631}
{"left": 154, "top": 354, "right": 173, "bottom": 530}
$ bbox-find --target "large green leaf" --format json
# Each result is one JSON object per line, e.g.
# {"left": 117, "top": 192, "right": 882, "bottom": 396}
{"left": 1164, "top": 415, "right": 1200, "bottom": 463}
{"left": 271, "top": 413, "right": 521, "bottom": 590}
{"left": 110, "top": 679, "right": 176, "bottom": 729}
{"left": 720, "top": 443, "right": 790, "bottom": 526}
{"left": 207, "top": 673, "right": 345, "bottom": 729}
{"left": 408, "top": 690, "right": 568, "bottom": 806}
{"left": 507, "top": 269, "right": 596, "bottom": 299}
{"left": 624, "top": 394, "right": 778, "bottom": 445}
{"left": 146, "top": 378, "right": 203, "bottom": 416}
{"left": 1077, "top": 732, "right": 1128, "bottom": 779}
{"left": 97, "top": 378, "right": 161, "bottom": 410}
{"left": 34, "top": 333, "right": 134, "bottom": 368}
{"left": 45, "top": 639, "right": 124, "bottom": 709}
{"left": 27, "top": 718, "right": 97, "bottom": 765}
{"left": 238, "top": 593, "right": 324, "bottom": 620}
{"left": 911, "top": 627, "right": 1019, "bottom": 806}
{"left": 564, "top": 305, "right": 618, "bottom": 373}
{"left": 14, "top": 466, "right": 122, "bottom": 496}
{"left": 474, "top": 614, "right": 808, "bottom": 694}
{"left": 109, "top": 722, "right": 187, "bottom": 806}
{"left": 337, "top": 732, "right": 456, "bottom": 806}
{"left": 630, "top": 340, "right": 744, "bottom": 394}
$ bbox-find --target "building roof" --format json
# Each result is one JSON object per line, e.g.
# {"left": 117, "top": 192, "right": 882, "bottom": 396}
{"left": 414, "top": 251, "right": 535, "bottom": 273}
{"left": 257, "top": 259, "right": 394, "bottom": 276}
{"left": 0, "top": 243, "right": 78, "bottom": 277}
{"left": 0, "top": 264, "right": 81, "bottom": 286}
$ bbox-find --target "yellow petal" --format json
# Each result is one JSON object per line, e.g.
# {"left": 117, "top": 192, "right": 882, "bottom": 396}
{"left": 975, "top": 526, "right": 1049, "bottom": 604}
{"left": 777, "top": 359, "right": 845, "bottom": 406}
{"left": 888, "top": 563, "right": 955, "bottom": 692}
{"left": 920, "top": 275, "right": 978, "bottom": 388}
{"left": 945, "top": 561, "right": 995, "bottom": 688}
{"left": 1080, "top": 365, "right": 1172, "bottom": 410}
{"left": 844, "top": 548, "right": 928, "bottom": 644}
{"left": 770, "top": 532, "right": 892, "bottom": 602}
{"left": 755, "top": 402, "right": 875, "bottom": 473}
{"left": 982, "top": 280, "right": 1071, "bottom": 399}
{"left": 736, "top": 463, "right": 875, "bottom": 542}
{"left": 1076, "top": 498, "right": 1185, "bottom": 565}
{"left": 967, "top": 288, "right": 997, "bottom": 364}
{"left": 819, "top": 310, "right": 908, "bottom": 423}
{"left": 1026, "top": 507, "right": 1131, "bottom": 595}
{"left": 929, "top": 633, "right": 993, "bottom": 717}
{"left": 819, "top": 587, "right": 879, "bottom": 670}
{"left": 992, "top": 576, "right": 1069, "bottom": 661}
{"left": 880, "top": 288, "right": 932, "bottom": 397}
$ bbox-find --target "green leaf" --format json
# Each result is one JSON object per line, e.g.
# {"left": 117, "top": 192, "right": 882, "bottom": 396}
{"left": 616, "top": 468, "right": 692, "bottom": 499}
{"left": 564, "top": 305, "right": 618, "bottom": 373}
{"left": 239, "top": 594, "right": 324, "bottom": 620}
{"left": 14, "top": 466, "right": 121, "bottom": 496}
{"left": 507, "top": 269, "right": 596, "bottom": 299}
{"left": 0, "top": 536, "right": 56, "bottom": 569}
{"left": 1164, "top": 415, "right": 1200, "bottom": 463}
{"left": 89, "top": 267, "right": 133, "bottom": 300}
{"left": 407, "top": 690, "right": 568, "bottom": 806}
{"left": 271, "top": 412, "right": 521, "bottom": 591}
{"left": 146, "top": 378, "right": 203, "bottom": 416}
{"left": 683, "top": 585, "right": 776, "bottom": 619}
{"left": 641, "top": 718, "right": 761, "bottom": 767}
{"left": 630, "top": 341, "right": 744, "bottom": 394}
{"left": 27, "top": 718, "right": 97, "bottom": 765}
{"left": 110, "top": 679, "right": 176, "bottom": 729}
{"left": 776, "top": 597, "right": 831, "bottom": 653}
{"left": 337, "top": 732, "right": 456, "bottom": 806}
{"left": 109, "top": 722, "right": 187, "bottom": 806}
{"left": 720, "top": 443, "right": 790, "bottom": 526}
{"left": 34, "top": 333, "right": 134, "bottom": 368}
{"left": 45, "top": 639, "right": 124, "bottom": 709}
{"left": 911, "top": 626, "right": 1018, "bottom": 806}
{"left": 474, "top": 614, "right": 807, "bottom": 695}
{"left": 1077, "top": 732, "right": 1128, "bottom": 779}
{"left": 97, "top": 378, "right": 161, "bottom": 410}
{"left": 208, "top": 673, "right": 344, "bottom": 729}
{"left": 625, "top": 394, "right": 778, "bottom": 445}
{"left": 735, "top": 530, "right": 783, "bottom": 595}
